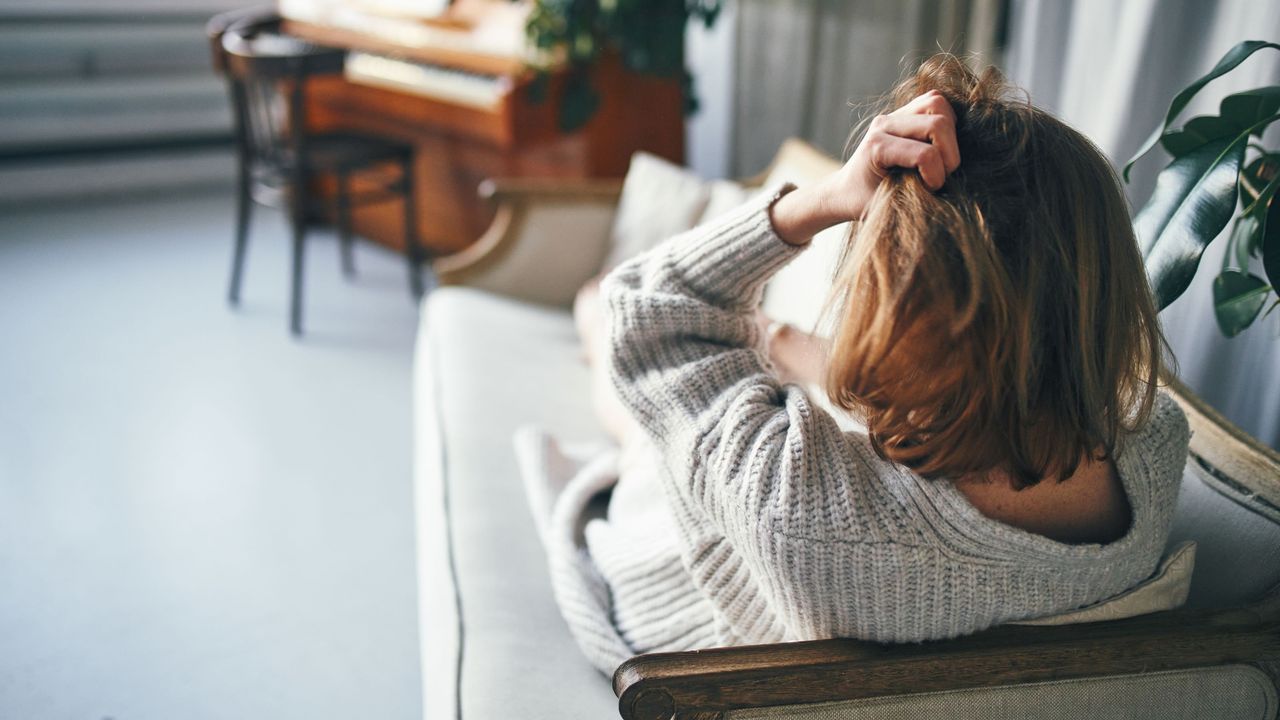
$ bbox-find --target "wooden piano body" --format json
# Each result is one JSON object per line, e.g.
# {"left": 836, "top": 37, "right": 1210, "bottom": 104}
{"left": 279, "top": 0, "right": 685, "bottom": 255}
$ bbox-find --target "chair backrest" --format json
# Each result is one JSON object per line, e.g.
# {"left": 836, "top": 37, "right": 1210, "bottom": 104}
{"left": 217, "top": 14, "right": 344, "bottom": 187}
{"left": 205, "top": 6, "right": 278, "bottom": 76}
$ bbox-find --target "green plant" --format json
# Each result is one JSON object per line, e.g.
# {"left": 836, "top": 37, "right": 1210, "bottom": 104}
{"left": 524, "top": 0, "right": 722, "bottom": 131}
{"left": 1125, "top": 40, "right": 1280, "bottom": 337}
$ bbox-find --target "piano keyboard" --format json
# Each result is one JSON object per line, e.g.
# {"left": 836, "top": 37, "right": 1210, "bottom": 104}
{"left": 345, "top": 52, "right": 509, "bottom": 110}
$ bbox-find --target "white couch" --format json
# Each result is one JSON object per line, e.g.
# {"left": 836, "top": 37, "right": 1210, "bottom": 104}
{"left": 412, "top": 140, "right": 1280, "bottom": 720}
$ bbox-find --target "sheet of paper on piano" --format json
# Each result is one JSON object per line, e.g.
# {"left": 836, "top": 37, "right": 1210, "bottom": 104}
{"left": 279, "top": 0, "right": 529, "bottom": 59}
{"left": 331, "top": 0, "right": 451, "bottom": 20}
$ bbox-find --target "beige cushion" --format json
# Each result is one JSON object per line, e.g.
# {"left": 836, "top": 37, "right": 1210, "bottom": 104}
{"left": 1014, "top": 541, "right": 1197, "bottom": 626}
{"left": 757, "top": 163, "right": 850, "bottom": 335}
{"left": 605, "top": 148, "right": 842, "bottom": 332}
{"left": 603, "top": 152, "right": 716, "bottom": 269}
{"left": 604, "top": 153, "right": 758, "bottom": 271}
{"left": 700, "top": 179, "right": 754, "bottom": 224}
{"left": 1166, "top": 434, "right": 1280, "bottom": 609}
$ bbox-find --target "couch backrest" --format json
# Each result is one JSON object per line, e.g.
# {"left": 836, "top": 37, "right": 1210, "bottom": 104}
{"left": 1166, "top": 381, "right": 1280, "bottom": 608}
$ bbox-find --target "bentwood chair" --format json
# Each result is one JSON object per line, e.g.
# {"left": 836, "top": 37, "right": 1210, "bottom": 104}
{"left": 209, "top": 10, "right": 427, "bottom": 335}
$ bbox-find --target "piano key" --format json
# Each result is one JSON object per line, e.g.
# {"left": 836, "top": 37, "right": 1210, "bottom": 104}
{"left": 344, "top": 51, "right": 509, "bottom": 110}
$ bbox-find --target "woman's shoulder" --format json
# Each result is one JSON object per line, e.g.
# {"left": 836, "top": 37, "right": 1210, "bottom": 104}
{"left": 1129, "top": 389, "right": 1191, "bottom": 466}
{"left": 1111, "top": 389, "right": 1191, "bottom": 538}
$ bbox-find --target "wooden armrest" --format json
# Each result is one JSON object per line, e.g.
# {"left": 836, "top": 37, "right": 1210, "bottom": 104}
{"left": 432, "top": 177, "right": 622, "bottom": 305}
{"left": 613, "top": 593, "right": 1280, "bottom": 720}
{"left": 1164, "top": 375, "right": 1280, "bottom": 507}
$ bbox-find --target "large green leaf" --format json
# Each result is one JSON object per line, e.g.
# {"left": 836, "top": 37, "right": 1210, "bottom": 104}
{"left": 1123, "top": 40, "right": 1280, "bottom": 181}
{"left": 1160, "top": 87, "right": 1280, "bottom": 157}
{"left": 1223, "top": 156, "right": 1280, "bottom": 269}
{"left": 1136, "top": 135, "right": 1246, "bottom": 309}
{"left": 1265, "top": 189, "right": 1280, "bottom": 292}
{"left": 1212, "top": 270, "right": 1271, "bottom": 336}
{"left": 1221, "top": 86, "right": 1280, "bottom": 133}
{"left": 1226, "top": 213, "right": 1260, "bottom": 270}
{"left": 1161, "top": 115, "right": 1238, "bottom": 157}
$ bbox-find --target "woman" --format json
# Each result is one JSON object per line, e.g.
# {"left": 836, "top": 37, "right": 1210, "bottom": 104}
{"left": 534, "top": 54, "right": 1189, "bottom": 674}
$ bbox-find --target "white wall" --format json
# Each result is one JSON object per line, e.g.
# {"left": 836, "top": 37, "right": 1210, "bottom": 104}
{"left": 684, "top": 2, "right": 738, "bottom": 180}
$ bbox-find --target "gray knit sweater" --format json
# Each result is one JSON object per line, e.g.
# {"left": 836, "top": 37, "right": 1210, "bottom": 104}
{"left": 545, "top": 186, "right": 1191, "bottom": 675}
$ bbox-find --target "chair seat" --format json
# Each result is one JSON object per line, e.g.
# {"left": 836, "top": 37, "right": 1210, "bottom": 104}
{"left": 247, "top": 132, "right": 412, "bottom": 207}
{"left": 304, "top": 131, "right": 412, "bottom": 171}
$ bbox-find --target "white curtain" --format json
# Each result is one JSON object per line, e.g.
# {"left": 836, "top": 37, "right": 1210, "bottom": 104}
{"left": 729, "top": 0, "right": 1001, "bottom": 176}
{"left": 1005, "top": 0, "right": 1280, "bottom": 449}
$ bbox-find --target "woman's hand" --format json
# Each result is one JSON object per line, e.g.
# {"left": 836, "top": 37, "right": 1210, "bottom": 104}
{"left": 837, "top": 89, "right": 961, "bottom": 213}
{"left": 769, "top": 90, "right": 961, "bottom": 246}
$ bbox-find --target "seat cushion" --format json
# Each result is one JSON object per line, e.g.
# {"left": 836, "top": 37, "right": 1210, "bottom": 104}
{"left": 414, "top": 288, "right": 616, "bottom": 720}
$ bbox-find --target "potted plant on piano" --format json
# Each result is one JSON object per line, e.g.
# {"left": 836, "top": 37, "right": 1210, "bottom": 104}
{"left": 525, "top": 0, "right": 723, "bottom": 131}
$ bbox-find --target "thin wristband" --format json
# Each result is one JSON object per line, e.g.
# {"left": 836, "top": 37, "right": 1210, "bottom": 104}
{"left": 766, "top": 320, "right": 790, "bottom": 347}
{"left": 770, "top": 182, "right": 799, "bottom": 203}
{"left": 765, "top": 182, "right": 808, "bottom": 246}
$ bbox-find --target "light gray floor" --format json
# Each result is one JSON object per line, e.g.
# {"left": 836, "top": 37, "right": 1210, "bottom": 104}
{"left": 0, "top": 189, "right": 423, "bottom": 719}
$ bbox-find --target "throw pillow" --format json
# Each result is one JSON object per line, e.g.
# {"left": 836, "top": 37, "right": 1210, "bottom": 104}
{"left": 1013, "top": 541, "right": 1197, "bottom": 625}
{"left": 602, "top": 152, "right": 715, "bottom": 270}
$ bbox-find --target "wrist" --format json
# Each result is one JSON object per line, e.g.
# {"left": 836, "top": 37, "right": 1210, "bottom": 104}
{"left": 767, "top": 177, "right": 855, "bottom": 246}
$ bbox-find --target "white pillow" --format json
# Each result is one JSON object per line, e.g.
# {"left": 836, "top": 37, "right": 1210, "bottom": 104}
{"left": 699, "top": 179, "right": 754, "bottom": 226}
{"left": 602, "top": 151, "right": 836, "bottom": 336}
{"left": 602, "top": 152, "right": 714, "bottom": 270}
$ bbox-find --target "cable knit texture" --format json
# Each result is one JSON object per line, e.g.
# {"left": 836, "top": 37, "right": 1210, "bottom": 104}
{"left": 545, "top": 186, "right": 1191, "bottom": 675}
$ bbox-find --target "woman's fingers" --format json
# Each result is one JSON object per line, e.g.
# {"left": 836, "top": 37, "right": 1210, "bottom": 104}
{"left": 872, "top": 112, "right": 961, "bottom": 174}
{"left": 895, "top": 89, "right": 957, "bottom": 122}
{"left": 867, "top": 91, "right": 955, "bottom": 189}
{"left": 829, "top": 90, "right": 960, "bottom": 220}
{"left": 866, "top": 132, "right": 948, "bottom": 190}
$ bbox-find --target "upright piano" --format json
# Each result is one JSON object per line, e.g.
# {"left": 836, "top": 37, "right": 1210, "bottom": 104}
{"left": 278, "top": 0, "right": 686, "bottom": 255}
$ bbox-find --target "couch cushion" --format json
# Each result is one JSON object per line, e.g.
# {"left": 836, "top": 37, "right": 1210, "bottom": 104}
{"left": 414, "top": 288, "right": 616, "bottom": 720}
{"left": 1166, "top": 456, "right": 1280, "bottom": 608}
{"left": 603, "top": 152, "right": 715, "bottom": 270}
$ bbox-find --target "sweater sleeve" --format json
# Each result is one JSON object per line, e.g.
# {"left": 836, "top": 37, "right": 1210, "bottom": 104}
{"left": 601, "top": 185, "right": 878, "bottom": 539}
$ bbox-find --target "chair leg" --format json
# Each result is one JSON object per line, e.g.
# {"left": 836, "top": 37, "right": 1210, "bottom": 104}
{"left": 289, "top": 214, "right": 307, "bottom": 336}
{"left": 401, "top": 157, "right": 425, "bottom": 299}
{"left": 228, "top": 174, "right": 253, "bottom": 305}
{"left": 336, "top": 169, "right": 355, "bottom": 279}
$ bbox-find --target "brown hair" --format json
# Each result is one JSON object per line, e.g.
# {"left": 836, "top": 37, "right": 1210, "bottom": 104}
{"left": 823, "top": 54, "right": 1167, "bottom": 488}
